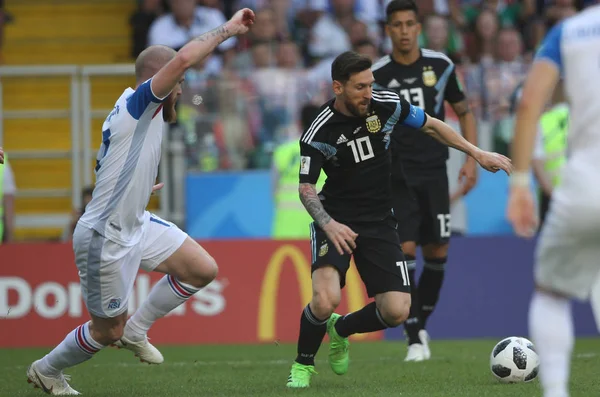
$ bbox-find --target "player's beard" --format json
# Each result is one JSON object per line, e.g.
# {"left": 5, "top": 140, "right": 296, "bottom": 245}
{"left": 163, "top": 97, "right": 177, "bottom": 123}
{"left": 346, "top": 99, "right": 370, "bottom": 118}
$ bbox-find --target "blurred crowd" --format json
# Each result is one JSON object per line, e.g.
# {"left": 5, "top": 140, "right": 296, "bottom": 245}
{"left": 129, "top": 0, "right": 592, "bottom": 171}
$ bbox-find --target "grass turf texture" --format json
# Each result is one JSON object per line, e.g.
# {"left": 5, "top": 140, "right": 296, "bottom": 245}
{"left": 2, "top": 339, "right": 599, "bottom": 396}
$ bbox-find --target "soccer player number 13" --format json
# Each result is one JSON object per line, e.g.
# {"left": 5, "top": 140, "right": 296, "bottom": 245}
{"left": 347, "top": 137, "right": 375, "bottom": 163}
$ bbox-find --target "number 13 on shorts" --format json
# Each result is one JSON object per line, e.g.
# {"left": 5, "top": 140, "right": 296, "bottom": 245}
{"left": 437, "top": 213, "right": 451, "bottom": 238}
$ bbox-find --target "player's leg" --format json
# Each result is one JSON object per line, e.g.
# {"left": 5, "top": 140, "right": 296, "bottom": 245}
{"left": 118, "top": 213, "right": 215, "bottom": 363}
{"left": 287, "top": 222, "right": 350, "bottom": 388}
{"left": 419, "top": 173, "right": 451, "bottom": 329}
{"left": 529, "top": 204, "right": 600, "bottom": 397}
{"left": 331, "top": 219, "right": 411, "bottom": 367}
{"left": 391, "top": 179, "right": 424, "bottom": 353}
{"left": 28, "top": 227, "right": 140, "bottom": 395}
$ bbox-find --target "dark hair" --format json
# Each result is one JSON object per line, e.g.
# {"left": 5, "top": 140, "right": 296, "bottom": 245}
{"left": 331, "top": 51, "right": 372, "bottom": 83}
{"left": 386, "top": 0, "right": 418, "bottom": 22}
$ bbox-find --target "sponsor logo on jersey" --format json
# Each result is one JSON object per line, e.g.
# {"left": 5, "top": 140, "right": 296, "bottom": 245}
{"left": 387, "top": 78, "right": 401, "bottom": 88}
{"left": 352, "top": 126, "right": 362, "bottom": 135}
{"left": 336, "top": 134, "right": 348, "bottom": 144}
{"left": 422, "top": 66, "right": 437, "bottom": 87}
{"left": 366, "top": 114, "right": 381, "bottom": 133}
{"left": 403, "top": 78, "right": 417, "bottom": 84}
{"left": 300, "top": 156, "right": 311, "bottom": 175}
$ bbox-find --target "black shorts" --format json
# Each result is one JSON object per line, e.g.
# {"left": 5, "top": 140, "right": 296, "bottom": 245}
{"left": 309, "top": 217, "right": 410, "bottom": 297}
{"left": 392, "top": 171, "right": 451, "bottom": 246}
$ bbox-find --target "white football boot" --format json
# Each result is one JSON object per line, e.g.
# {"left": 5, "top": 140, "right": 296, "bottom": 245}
{"left": 419, "top": 329, "right": 431, "bottom": 360}
{"left": 113, "top": 335, "right": 164, "bottom": 364}
{"left": 404, "top": 330, "right": 431, "bottom": 362}
{"left": 27, "top": 360, "right": 80, "bottom": 395}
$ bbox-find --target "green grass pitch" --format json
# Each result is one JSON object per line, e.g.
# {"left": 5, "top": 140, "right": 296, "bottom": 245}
{"left": 2, "top": 339, "right": 599, "bottom": 396}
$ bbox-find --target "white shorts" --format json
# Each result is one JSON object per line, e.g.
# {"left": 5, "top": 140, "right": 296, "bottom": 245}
{"left": 535, "top": 187, "right": 600, "bottom": 301}
{"left": 73, "top": 211, "right": 188, "bottom": 318}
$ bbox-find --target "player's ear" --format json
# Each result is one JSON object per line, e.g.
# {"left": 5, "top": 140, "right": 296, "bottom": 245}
{"left": 332, "top": 80, "right": 344, "bottom": 96}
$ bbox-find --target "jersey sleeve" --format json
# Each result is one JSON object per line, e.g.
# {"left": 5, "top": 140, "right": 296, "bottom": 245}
{"left": 444, "top": 65, "right": 467, "bottom": 104}
{"left": 393, "top": 97, "right": 427, "bottom": 129}
{"left": 299, "top": 141, "right": 325, "bottom": 184}
{"left": 126, "top": 78, "right": 170, "bottom": 120}
{"left": 535, "top": 22, "right": 564, "bottom": 74}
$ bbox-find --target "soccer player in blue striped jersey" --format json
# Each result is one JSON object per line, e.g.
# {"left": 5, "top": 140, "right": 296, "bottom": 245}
{"left": 26, "top": 9, "right": 255, "bottom": 395}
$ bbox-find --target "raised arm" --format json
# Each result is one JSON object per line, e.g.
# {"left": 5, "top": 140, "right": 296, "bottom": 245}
{"left": 151, "top": 8, "right": 254, "bottom": 99}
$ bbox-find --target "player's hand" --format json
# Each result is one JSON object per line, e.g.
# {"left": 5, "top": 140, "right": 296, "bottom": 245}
{"left": 227, "top": 8, "right": 255, "bottom": 36}
{"left": 474, "top": 150, "right": 512, "bottom": 175}
{"left": 152, "top": 182, "right": 164, "bottom": 195}
{"left": 507, "top": 186, "right": 538, "bottom": 238}
{"left": 0, "top": 147, "right": 4, "bottom": 164}
{"left": 458, "top": 157, "right": 478, "bottom": 196}
{"left": 322, "top": 220, "right": 358, "bottom": 255}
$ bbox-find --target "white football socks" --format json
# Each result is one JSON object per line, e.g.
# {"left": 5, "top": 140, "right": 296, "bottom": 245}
{"left": 529, "top": 291, "right": 573, "bottom": 397}
{"left": 36, "top": 322, "right": 104, "bottom": 376}
{"left": 125, "top": 275, "right": 200, "bottom": 341}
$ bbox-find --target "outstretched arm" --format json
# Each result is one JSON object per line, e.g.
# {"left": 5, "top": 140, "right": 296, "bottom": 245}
{"left": 420, "top": 115, "right": 512, "bottom": 174}
{"left": 151, "top": 8, "right": 254, "bottom": 99}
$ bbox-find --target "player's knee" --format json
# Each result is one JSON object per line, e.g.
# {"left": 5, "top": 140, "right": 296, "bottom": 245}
{"left": 401, "top": 242, "right": 417, "bottom": 258}
{"left": 378, "top": 297, "right": 411, "bottom": 327}
{"left": 186, "top": 252, "right": 218, "bottom": 288}
{"left": 171, "top": 242, "right": 218, "bottom": 289}
{"left": 311, "top": 290, "right": 340, "bottom": 319}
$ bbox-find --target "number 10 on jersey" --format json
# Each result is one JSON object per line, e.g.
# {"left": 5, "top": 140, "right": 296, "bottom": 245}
{"left": 347, "top": 136, "right": 374, "bottom": 163}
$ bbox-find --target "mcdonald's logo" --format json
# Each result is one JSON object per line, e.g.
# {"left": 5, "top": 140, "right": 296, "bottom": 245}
{"left": 257, "top": 244, "right": 370, "bottom": 342}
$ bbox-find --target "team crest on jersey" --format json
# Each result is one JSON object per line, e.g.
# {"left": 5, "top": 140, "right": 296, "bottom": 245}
{"left": 422, "top": 66, "right": 437, "bottom": 87}
{"left": 366, "top": 114, "right": 381, "bottom": 133}
{"left": 319, "top": 241, "right": 328, "bottom": 257}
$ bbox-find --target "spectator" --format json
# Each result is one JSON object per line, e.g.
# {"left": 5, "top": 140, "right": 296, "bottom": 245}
{"left": 62, "top": 186, "right": 94, "bottom": 242}
{"left": 466, "top": 27, "right": 528, "bottom": 153}
{"left": 148, "top": 0, "right": 237, "bottom": 72}
{"left": 308, "top": 0, "right": 355, "bottom": 60}
{"left": 466, "top": 8, "right": 499, "bottom": 65}
{"left": 353, "top": 39, "right": 380, "bottom": 62}
{"left": 130, "top": 0, "right": 167, "bottom": 58}
{"left": 420, "top": 14, "right": 464, "bottom": 63}
{"left": 1, "top": 156, "right": 16, "bottom": 243}
{"left": 233, "top": 8, "right": 281, "bottom": 74}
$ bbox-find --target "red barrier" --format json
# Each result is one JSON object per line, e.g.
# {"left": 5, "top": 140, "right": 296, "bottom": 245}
{"left": 0, "top": 241, "right": 381, "bottom": 347}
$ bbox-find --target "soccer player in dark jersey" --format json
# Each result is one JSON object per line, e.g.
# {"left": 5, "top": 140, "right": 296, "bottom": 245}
{"left": 372, "top": 0, "right": 479, "bottom": 362}
{"left": 286, "top": 51, "right": 511, "bottom": 388}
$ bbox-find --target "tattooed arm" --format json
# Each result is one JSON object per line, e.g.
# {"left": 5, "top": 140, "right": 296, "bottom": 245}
{"left": 150, "top": 8, "right": 255, "bottom": 99}
{"left": 299, "top": 183, "right": 331, "bottom": 228}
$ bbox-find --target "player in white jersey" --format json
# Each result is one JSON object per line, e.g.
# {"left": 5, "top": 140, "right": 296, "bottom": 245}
{"left": 26, "top": 9, "right": 255, "bottom": 396}
{"left": 507, "top": 5, "right": 600, "bottom": 397}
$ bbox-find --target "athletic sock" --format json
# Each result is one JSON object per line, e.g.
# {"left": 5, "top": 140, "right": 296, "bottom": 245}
{"left": 125, "top": 275, "right": 200, "bottom": 341}
{"left": 418, "top": 257, "right": 446, "bottom": 328}
{"left": 529, "top": 291, "right": 573, "bottom": 397}
{"left": 402, "top": 255, "right": 422, "bottom": 345}
{"left": 334, "top": 302, "right": 392, "bottom": 338}
{"left": 295, "top": 304, "right": 329, "bottom": 366}
{"left": 36, "top": 322, "right": 104, "bottom": 376}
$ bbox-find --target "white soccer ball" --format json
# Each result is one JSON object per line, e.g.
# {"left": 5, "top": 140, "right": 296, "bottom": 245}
{"left": 490, "top": 336, "right": 540, "bottom": 383}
